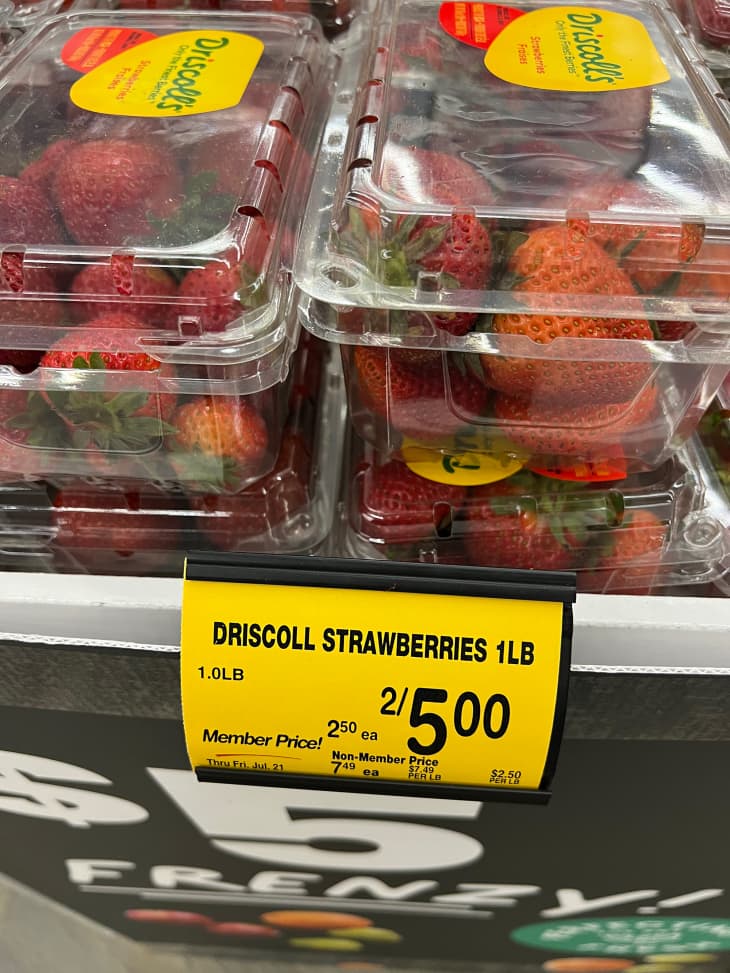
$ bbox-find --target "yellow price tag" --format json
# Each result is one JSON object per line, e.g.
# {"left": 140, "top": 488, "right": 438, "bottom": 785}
{"left": 181, "top": 556, "right": 574, "bottom": 801}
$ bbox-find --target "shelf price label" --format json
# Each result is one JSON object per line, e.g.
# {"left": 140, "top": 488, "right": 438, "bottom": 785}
{"left": 180, "top": 555, "right": 575, "bottom": 802}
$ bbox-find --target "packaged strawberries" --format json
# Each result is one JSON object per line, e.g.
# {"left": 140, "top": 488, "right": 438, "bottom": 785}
{"left": 0, "top": 338, "right": 345, "bottom": 574}
{"left": 0, "top": 8, "right": 341, "bottom": 488}
{"left": 296, "top": 0, "right": 730, "bottom": 479}
{"left": 0, "top": 301, "right": 300, "bottom": 490}
{"left": 0, "top": 8, "right": 334, "bottom": 350}
{"left": 341, "top": 431, "right": 730, "bottom": 595}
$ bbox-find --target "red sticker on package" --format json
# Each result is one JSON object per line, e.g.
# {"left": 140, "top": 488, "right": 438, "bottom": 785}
{"left": 531, "top": 458, "right": 628, "bottom": 483}
{"left": 438, "top": 1, "right": 524, "bottom": 50}
{"left": 61, "top": 27, "right": 157, "bottom": 74}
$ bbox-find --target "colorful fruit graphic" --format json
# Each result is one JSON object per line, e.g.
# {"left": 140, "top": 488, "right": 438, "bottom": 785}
{"left": 261, "top": 910, "right": 373, "bottom": 930}
{"left": 124, "top": 909, "right": 210, "bottom": 926}
{"left": 289, "top": 937, "right": 363, "bottom": 951}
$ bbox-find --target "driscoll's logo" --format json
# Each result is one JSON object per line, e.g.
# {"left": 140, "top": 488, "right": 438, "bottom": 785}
{"left": 566, "top": 12, "right": 624, "bottom": 85}
{"left": 156, "top": 36, "right": 231, "bottom": 112}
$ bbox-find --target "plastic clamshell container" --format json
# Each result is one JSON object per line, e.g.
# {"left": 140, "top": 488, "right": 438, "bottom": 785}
{"left": 68, "top": 0, "right": 363, "bottom": 38}
{"left": 5, "top": 0, "right": 63, "bottom": 29}
{"left": 296, "top": 0, "right": 730, "bottom": 469}
{"left": 672, "top": 0, "right": 730, "bottom": 50}
{"left": 0, "top": 9, "right": 334, "bottom": 357}
{"left": 340, "top": 430, "right": 730, "bottom": 594}
{"left": 699, "top": 379, "right": 730, "bottom": 594}
{"left": 0, "top": 335, "right": 344, "bottom": 573}
{"left": 0, "top": 294, "right": 302, "bottom": 492}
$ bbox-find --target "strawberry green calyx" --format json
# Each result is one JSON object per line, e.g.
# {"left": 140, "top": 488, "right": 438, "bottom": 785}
{"left": 148, "top": 172, "right": 238, "bottom": 247}
{"left": 34, "top": 318, "right": 178, "bottom": 458}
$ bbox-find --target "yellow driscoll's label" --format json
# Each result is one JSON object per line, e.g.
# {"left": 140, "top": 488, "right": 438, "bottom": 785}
{"left": 402, "top": 436, "right": 525, "bottom": 486}
{"left": 181, "top": 580, "right": 564, "bottom": 790}
{"left": 71, "top": 30, "right": 263, "bottom": 117}
{"left": 485, "top": 6, "right": 670, "bottom": 91}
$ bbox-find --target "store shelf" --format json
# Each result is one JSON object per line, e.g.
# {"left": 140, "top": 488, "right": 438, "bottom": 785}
{"left": 1, "top": 572, "right": 728, "bottom": 671}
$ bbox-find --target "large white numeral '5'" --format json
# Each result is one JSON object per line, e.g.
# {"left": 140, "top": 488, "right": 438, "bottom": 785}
{"left": 149, "top": 770, "right": 483, "bottom": 873}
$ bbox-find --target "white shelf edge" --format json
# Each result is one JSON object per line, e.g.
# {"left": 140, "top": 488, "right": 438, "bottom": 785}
{"left": 0, "top": 574, "right": 728, "bottom": 671}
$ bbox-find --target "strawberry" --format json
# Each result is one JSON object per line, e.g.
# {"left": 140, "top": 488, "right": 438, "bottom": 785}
{"left": 0, "top": 386, "right": 68, "bottom": 478}
{"left": 485, "top": 226, "right": 654, "bottom": 405}
{"left": 20, "top": 140, "right": 73, "bottom": 196}
{"left": 33, "top": 314, "right": 177, "bottom": 471}
{"left": 581, "top": 509, "right": 668, "bottom": 594}
{"left": 52, "top": 139, "right": 183, "bottom": 246}
{"left": 357, "top": 458, "right": 465, "bottom": 547}
{"left": 0, "top": 176, "right": 63, "bottom": 245}
{"left": 352, "top": 346, "right": 489, "bottom": 442}
{"left": 0, "top": 259, "right": 61, "bottom": 326}
{"left": 345, "top": 147, "right": 494, "bottom": 336}
{"left": 540, "top": 180, "right": 705, "bottom": 295}
{"left": 494, "top": 385, "right": 658, "bottom": 466}
{"left": 193, "top": 430, "right": 311, "bottom": 549}
{"left": 169, "top": 396, "right": 269, "bottom": 493}
{"left": 0, "top": 348, "right": 43, "bottom": 373}
{"left": 695, "top": 0, "right": 730, "bottom": 46}
{"left": 0, "top": 388, "right": 33, "bottom": 444}
{"left": 392, "top": 24, "right": 443, "bottom": 73}
{"left": 700, "top": 403, "right": 730, "bottom": 502}
{"left": 464, "top": 472, "right": 581, "bottom": 572}
{"left": 70, "top": 262, "right": 177, "bottom": 327}
{"left": 188, "top": 105, "right": 268, "bottom": 197}
{"left": 178, "top": 225, "right": 271, "bottom": 333}
{"left": 51, "top": 486, "right": 182, "bottom": 575}
{"left": 653, "top": 320, "right": 694, "bottom": 342}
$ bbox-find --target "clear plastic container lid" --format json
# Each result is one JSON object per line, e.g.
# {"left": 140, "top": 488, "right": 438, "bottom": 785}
{"left": 7, "top": 0, "right": 64, "bottom": 27}
{"left": 0, "top": 289, "right": 302, "bottom": 491}
{"left": 341, "top": 429, "right": 730, "bottom": 592}
{"left": 69, "top": 0, "right": 363, "bottom": 38}
{"left": 296, "top": 0, "right": 730, "bottom": 348}
{"left": 0, "top": 335, "right": 345, "bottom": 573}
{"left": 0, "top": 9, "right": 334, "bottom": 356}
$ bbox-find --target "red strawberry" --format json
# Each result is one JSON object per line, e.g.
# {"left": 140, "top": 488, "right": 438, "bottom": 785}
{"left": 51, "top": 486, "right": 182, "bottom": 575}
{"left": 653, "top": 320, "right": 694, "bottom": 341}
{"left": 0, "top": 387, "right": 67, "bottom": 478}
{"left": 581, "top": 510, "right": 667, "bottom": 594}
{"left": 485, "top": 226, "right": 654, "bottom": 404}
{"left": 695, "top": 0, "right": 730, "bottom": 46}
{"left": 357, "top": 458, "right": 465, "bottom": 546}
{"left": 178, "top": 224, "right": 272, "bottom": 333}
{"left": 0, "top": 176, "right": 62, "bottom": 245}
{"left": 169, "top": 396, "right": 270, "bottom": 493}
{"left": 346, "top": 147, "right": 494, "bottom": 336}
{"left": 540, "top": 180, "right": 705, "bottom": 295}
{"left": 71, "top": 262, "right": 177, "bottom": 327}
{"left": 20, "top": 140, "right": 73, "bottom": 196}
{"left": 464, "top": 472, "right": 580, "bottom": 572}
{"left": 0, "top": 259, "right": 61, "bottom": 326}
{"left": 0, "top": 388, "right": 31, "bottom": 444}
{"left": 405, "top": 211, "right": 493, "bottom": 336}
{"left": 392, "top": 24, "right": 443, "bottom": 73}
{"left": 52, "top": 139, "right": 183, "bottom": 246}
{"left": 193, "top": 430, "right": 311, "bottom": 548}
{"left": 36, "top": 315, "right": 177, "bottom": 470}
{"left": 494, "top": 385, "right": 658, "bottom": 466}
{"left": 352, "top": 346, "right": 489, "bottom": 442}
{"left": 0, "top": 348, "right": 43, "bottom": 373}
{"left": 188, "top": 105, "right": 268, "bottom": 197}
